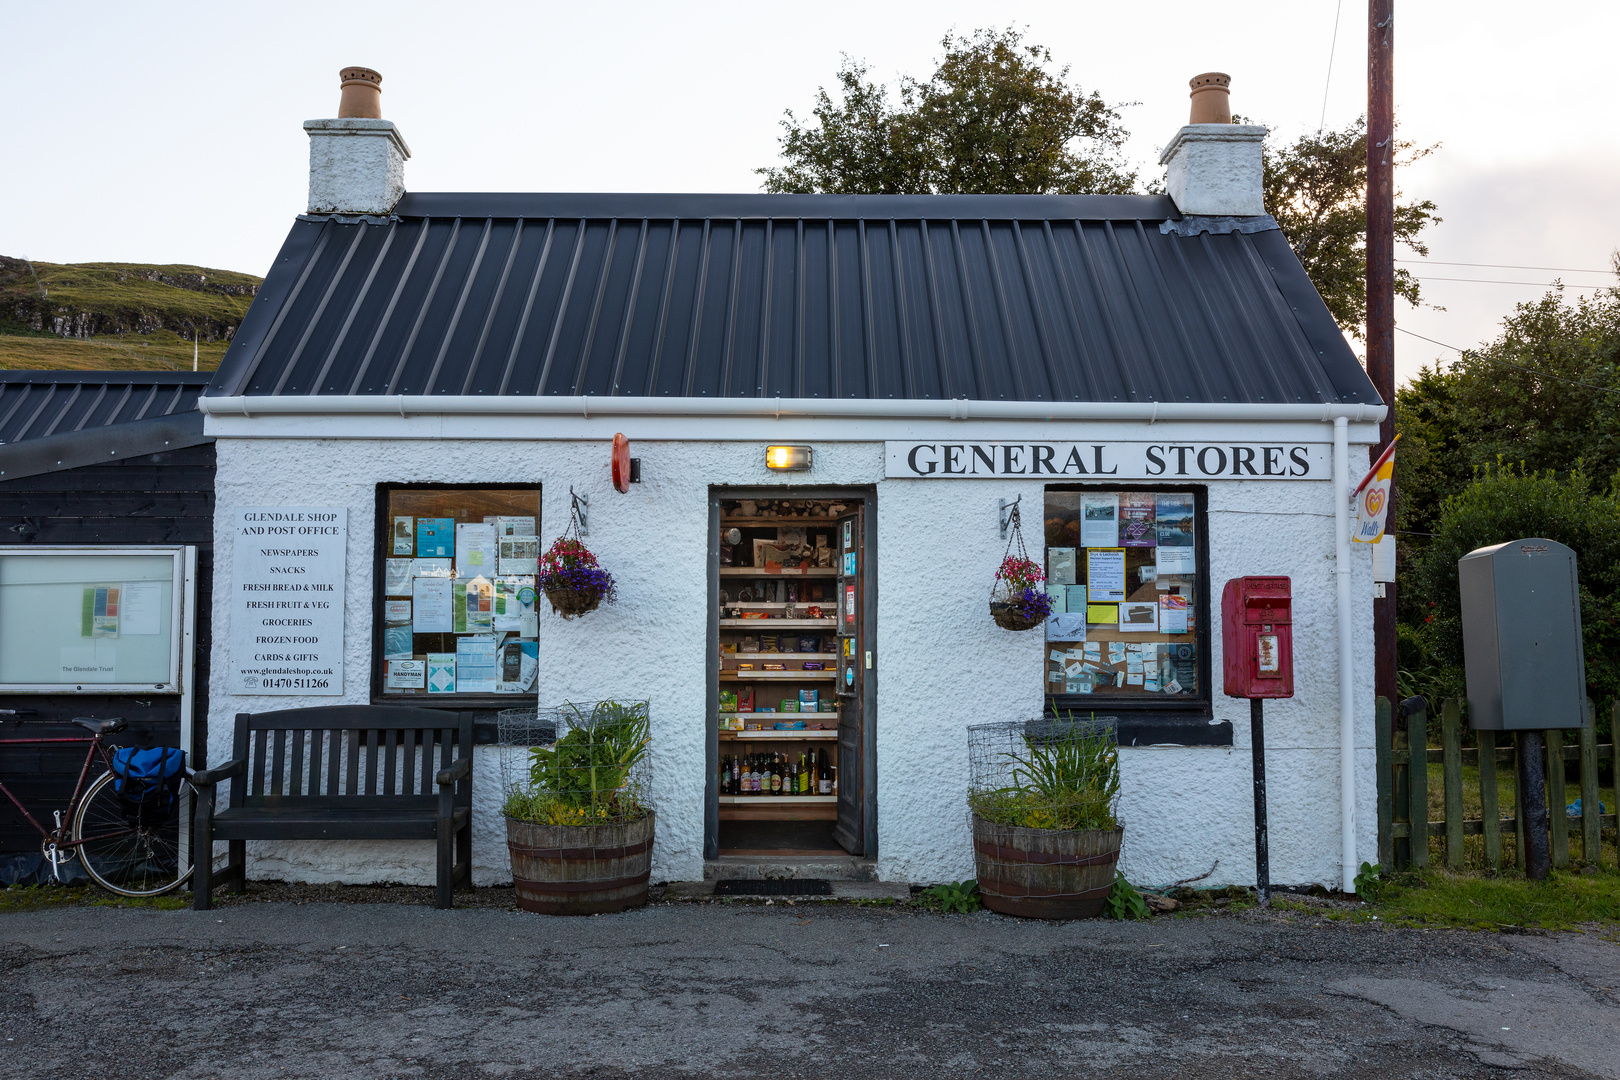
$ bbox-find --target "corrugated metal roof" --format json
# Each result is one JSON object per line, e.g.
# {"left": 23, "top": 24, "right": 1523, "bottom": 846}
{"left": 0, "top": 371, "right": 209, "bottom": 445}
{"left": 210, "top": 193, "right": 1378, "bottom": 406}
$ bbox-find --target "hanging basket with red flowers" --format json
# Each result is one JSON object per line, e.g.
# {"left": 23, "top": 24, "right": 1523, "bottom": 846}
{"left": 989, "top": 502, "right": 1054, "bottom": 632}
{"left": 539, "top": 502, "right": 617, "bottom": 619}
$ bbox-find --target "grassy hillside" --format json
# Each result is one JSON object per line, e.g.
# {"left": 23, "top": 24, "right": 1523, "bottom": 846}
{"left": 0, "top": 256, "right": 262, "bottom": 372}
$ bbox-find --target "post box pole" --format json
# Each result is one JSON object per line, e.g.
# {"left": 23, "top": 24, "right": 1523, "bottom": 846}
{"left": 1250, "top": 697, "right": 1271, "bottom": 906}
{"left": 1517, "top": 730, "right": 1551, "bottom": 880}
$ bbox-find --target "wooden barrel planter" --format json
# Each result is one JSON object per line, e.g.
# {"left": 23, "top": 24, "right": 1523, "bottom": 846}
{"left": 972, "top": 814, "right": 1122, "bottom": 919}
{"left": 506, "top": 812, "right": 655, "bottom": 915}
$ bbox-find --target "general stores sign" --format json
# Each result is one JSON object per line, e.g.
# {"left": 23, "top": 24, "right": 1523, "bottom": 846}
{"left": 885, "top": 441, "right": 1331, "bottom": 480}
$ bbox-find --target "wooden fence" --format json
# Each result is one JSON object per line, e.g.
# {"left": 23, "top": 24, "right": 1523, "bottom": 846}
{"left": 1376, "top": 697, "right": 1619, "bottom": 871}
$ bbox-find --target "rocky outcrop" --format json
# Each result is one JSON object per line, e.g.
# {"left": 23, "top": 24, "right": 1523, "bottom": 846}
{"left": 0, "top": 255, "right": 261, "bottom": 342}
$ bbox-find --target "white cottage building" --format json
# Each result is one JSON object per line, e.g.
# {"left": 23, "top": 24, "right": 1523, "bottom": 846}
{"left": 199, "top": 71, "right": 1382, "bottom": 893}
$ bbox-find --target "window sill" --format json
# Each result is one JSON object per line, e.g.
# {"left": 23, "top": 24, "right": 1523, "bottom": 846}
{"left": 1046, "top": 698, "right": 1232, "bottom": 747}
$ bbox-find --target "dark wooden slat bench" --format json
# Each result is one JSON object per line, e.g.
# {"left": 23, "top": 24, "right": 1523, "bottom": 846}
{"left": 192, "top": 706, "right": 474, "bottom": 910}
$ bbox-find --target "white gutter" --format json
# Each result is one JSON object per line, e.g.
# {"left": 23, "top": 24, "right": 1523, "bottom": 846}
{"left": 1333, "top": 416, "right": 1357, "bottom": 892}
{"left": 198, "top": 394, "right": 1386, "bottom": 425}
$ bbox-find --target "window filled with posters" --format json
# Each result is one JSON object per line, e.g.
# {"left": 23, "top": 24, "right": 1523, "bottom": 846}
{"left": 375, "top": 487, "right": 540, "bottom": 700}
{"left": 1043, "top": 488, "right": 1205, "bottom": 702}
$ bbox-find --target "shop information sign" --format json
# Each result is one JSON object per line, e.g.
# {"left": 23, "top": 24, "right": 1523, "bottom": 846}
{"left": 230, "top": 507, "right": 347, "bottom": 695}
{"left": 885, "top": 441, "right": 1331, "bottom": 480}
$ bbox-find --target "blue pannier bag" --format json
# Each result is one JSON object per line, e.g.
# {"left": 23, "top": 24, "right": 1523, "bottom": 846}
{"left": 110, "top": 747, "right": 186, "bottom": 820}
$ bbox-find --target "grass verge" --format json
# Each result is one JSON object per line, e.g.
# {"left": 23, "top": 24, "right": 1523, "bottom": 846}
{"left": 1369, "top": 866, "right": 1620, "bottom": 930}
{"left": 0, "top": 884, "right": 188, "bottom": 912}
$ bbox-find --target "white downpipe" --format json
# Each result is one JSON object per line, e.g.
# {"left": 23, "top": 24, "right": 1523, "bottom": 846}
{"left": 1333, "top": 416, "right": 1357, "bottom": 892}
{"left": 198, "top": 393, "right": 1386, "bottom": 425}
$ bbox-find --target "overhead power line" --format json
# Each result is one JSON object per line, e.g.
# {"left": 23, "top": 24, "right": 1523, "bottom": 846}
{"left": 1318, "top": 0, "right": 1343, "bottom": 132}
{"left": 1394, "top": 325, "right": 1620, "bottom": 397}
{"left": 1397, "top": 258, "right": 1616, "bottom": 275}
{"left": 1412, "top": 276, "right": 1609, "bottom": 289}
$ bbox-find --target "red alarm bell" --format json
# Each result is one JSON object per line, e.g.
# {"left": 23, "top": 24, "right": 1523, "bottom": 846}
{"left": 611, "top": 433, "right": 631, "bottom": 494}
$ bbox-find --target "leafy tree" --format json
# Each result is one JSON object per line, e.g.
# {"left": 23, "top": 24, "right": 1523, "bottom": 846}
{"left": 1395, "top": 276, "right": 1620, "bottom": 543}
{"left": 1408, "top": 463, "right": 1620, "bottom": 718}
{"left": 757, "top": 28, "right": 1137, "bottom": 196}
{"left": 1260, "top": 118, "right": 1440, "bottom": 338}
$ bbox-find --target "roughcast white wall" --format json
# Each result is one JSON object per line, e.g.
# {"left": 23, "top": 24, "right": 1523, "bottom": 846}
{"left": 207, "top": 430, "right": 1374, "bottom": 889}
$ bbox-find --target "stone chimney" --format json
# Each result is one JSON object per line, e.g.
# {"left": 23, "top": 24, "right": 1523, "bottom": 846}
{"left": 304, "top": 67, "right": 410, "bottom": 216}
{"left": 1158, "top": 73, "right": 1267, "bottom": 217}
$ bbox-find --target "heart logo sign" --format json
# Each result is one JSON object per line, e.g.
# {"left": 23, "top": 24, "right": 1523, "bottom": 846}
{"left": 1363, "top": 488, "right": 1386, "bottom": 517}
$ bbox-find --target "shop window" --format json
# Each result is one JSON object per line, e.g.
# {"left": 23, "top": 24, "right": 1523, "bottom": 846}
{"left": 374, "top": 486, "right": 541, "bottom": 701}
{"left": 1043, "top": 487, "right": 1207, "bottom": 706}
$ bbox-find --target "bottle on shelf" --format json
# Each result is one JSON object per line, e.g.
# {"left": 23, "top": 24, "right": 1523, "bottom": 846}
{"left": 817, "top": 749, "right": 831, "bottom": 795}
{"left": 721, "top": 755, "right": 731, "bottom": 795}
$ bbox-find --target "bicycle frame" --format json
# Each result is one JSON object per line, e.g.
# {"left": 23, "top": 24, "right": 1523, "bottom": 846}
{"left": 0, "top": 731, "right": 118, "bottom": 853}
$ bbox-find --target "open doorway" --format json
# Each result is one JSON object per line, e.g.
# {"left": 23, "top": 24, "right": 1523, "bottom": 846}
{"left": 706, "top": 491, "right": 874, "bottom": 860}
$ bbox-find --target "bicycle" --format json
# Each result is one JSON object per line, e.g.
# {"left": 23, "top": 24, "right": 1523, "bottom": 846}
{"left": 0, "top": 710, "right": 194, "bottom": 897}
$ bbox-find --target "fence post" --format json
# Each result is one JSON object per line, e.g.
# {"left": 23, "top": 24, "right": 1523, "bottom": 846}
{"left": 1514, "top": 734, "right": 1526, "bottom": 870}
{"left": 1479, "top": 729, "right": 1502, "bottom": 870}
{"left": 1376, "top": 696, "right": 1394, "bottom": 869}
{"left": 1441, "top": 699, "right": 1464, "bottom": 869}
{"left": 1405, "top": 697, "right": 1430, "bottom": 869}
{"left": 1580, "top": 701, "right": 1600, "bottom": 867}
{"left": 1547, "top": 729, "right": 1569, "bottom": 869}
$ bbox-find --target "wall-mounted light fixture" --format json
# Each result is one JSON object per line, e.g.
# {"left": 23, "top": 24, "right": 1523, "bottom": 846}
{"left": 765, "top": 446, "right": 813, "bottom": 471}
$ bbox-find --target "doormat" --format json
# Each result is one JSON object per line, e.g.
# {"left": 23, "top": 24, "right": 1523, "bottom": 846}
{"left": 712, "top": 878, "right": 833, "bottom": 896}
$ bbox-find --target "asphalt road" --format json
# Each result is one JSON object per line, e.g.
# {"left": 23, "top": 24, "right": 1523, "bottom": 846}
{"left": 3, "top": 899, "right": 1619, "bottom": 1079}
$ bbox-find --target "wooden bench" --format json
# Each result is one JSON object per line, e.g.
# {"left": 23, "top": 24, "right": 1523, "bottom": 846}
{"left": 192, "top": 706, "right": 475, "bottom": 910}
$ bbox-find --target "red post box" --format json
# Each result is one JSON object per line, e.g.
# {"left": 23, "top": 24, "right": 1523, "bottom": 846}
{"left": 1222, "top": 576, "right": 1294, "bottom": 699}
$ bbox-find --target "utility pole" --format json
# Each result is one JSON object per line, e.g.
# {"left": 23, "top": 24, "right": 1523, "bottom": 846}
{"left": 1367, "top": 0, "right": 1396, "bottom": 707}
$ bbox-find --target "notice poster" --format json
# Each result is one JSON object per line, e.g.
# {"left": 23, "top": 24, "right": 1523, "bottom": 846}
{"left": 1047, "top": 548, "right": 1077, "bottom": 586}
{"left": 1064, "top": 585, "right": 1087, "bottom": 613}
{"left": 1079, "top": 494, "right": 1119, "bottom": 548}
{"left": 453, "top": 577, "right": 494, "bottom": 634}
{"left": 1119, "top": 600, "right": 1159, "bottom": 632}
{"left": 229, "top": 507, "right": 346, "bottom": 695}
{"left": 427, "top": 653, "right": 456, "bottom": 694}
{"left": 1049, "top": 588, "right": 1065, "bottom": 615}
{"left": 1045, "top": 613, "right": 1087, "bottom": 642}
{"left": 392, "top": 516, "right": 415, "bottom": 555}
{"left": 496, "top": 639, "right": 539, "bottom": 693}
{"left": 383, "top": 599, "right": 413, "bottom": 659}
{"left": 497, "top": 536, "right": 539, "bottom": 576}
{"left": 455, "top": 523, "right": 497, "bottom": 576}
{"left": 412, "top": 576, "right": 453, "bottom": 633}
{"left": 1119, "top": 493, "right": 1156, "bottom": 547}
{"left": 1159, "top": 594, "right": 1189, "bottom": 633}
{"left": 81, "top": 586, "right": 119, "bottom": 638}
{"left": 414, "top": 557, "right": 453, "bottom": 579}
{"left": 416, "top": 518, "right": 454, "bottom": 558}
{"left": 1155, "top": 495, "right": 1195, "bottom": 572}
{"left": 387, "top": 659, "right": 425, "bottom": 689}
{"left": 385, "top": 558, "right": 415, "bottom": 596}
{"left": 491, "top": 516, "right": 537, "bottom": 539}
{"left": 1086, "top": 602, "right": 1118, "bottom": 625}
{"left": 494, "top": 577, "right": 538, "bottom": 634}
{"left": 454, "top": 634, "right": 499, "bottom": 694}
{"left": 384, "top": 625, "right": 413, "bottom": 660}
{"left": 1086, "top": 548, "right": 1126, "bottom": 603}
{"left": 120, "top": 582, "right": 162, "bottom": 636}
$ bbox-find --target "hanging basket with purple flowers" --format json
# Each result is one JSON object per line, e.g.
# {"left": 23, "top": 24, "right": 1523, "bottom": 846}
{"left": 539, "top": 502, "right": 617, "bottom": 619}
{"left": 989, "top": 502, "right": 1054, "bottom": 632}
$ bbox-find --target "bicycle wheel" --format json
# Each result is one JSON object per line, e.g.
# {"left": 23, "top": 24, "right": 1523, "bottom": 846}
{"left": 74, "top": 770, "right": 193, "bottom": 897}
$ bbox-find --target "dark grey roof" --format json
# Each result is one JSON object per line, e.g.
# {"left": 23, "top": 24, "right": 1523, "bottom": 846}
{"left": 210, "top": 192, "right": 1379, "bottom": 406}
{"left": 0, "top": 371, "right": 211, "bottom": 481}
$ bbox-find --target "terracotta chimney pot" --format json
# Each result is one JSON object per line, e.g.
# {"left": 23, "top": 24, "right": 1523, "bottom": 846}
{"left": 1188, "top": 72, "right": 1232, "bottom": 125}
{"left": 337, "top": 67, "right": 383, "bottom": 119}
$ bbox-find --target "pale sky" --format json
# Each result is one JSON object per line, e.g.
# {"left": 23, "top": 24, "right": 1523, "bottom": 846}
{"left": 5, "top": 0, "right": 1617, "bottom": 385}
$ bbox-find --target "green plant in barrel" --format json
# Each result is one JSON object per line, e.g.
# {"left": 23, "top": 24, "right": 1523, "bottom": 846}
{"left": 966, "top": 713, "right": 1125, "bottom": 919}
{"left": 968, "top": 713, "right": 1119, "bottom": 831}
{"left": 503, "top": 700, "right": 650, "bottom": 826}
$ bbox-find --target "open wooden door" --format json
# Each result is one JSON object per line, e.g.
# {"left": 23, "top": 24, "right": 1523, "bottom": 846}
{"left": 832, "top": 506, "right": 866, "bottom": 854}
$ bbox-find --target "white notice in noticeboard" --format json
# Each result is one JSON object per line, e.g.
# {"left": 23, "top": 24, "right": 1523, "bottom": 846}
{"left": 230, "top": 507, "right": 347, "bottom": 695}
